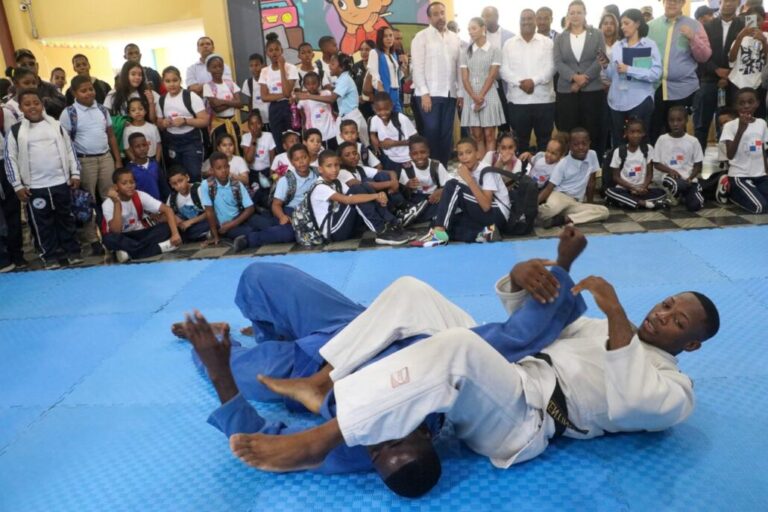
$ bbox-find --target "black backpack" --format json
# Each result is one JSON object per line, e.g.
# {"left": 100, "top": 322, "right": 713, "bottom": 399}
{"left": 169, "top": 183, "right": 203, "bottom": 216}
{"left": 602, "top": 144, "right": 649, "bottom": 192}
{"left": 479, "top": 167, "right": 538, "bottom": 236}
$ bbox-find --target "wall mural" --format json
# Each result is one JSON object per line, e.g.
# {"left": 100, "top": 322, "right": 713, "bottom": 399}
{"left": 260, "top": 0, "right": 431, "bottom": 59}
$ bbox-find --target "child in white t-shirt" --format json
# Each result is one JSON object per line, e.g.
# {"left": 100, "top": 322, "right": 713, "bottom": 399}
{"left": 369, "top": 92, "right": 416, "bottom": 176}
{"left": 605, "top": 119, "right": 668, "bottom": 210}
{"left": 204, "top": 54, "right": 243, "bottom": 152}
{"left": 270, "top": 131, "right": 300, "bottom": 181}
{"left": 482, "top": 132, "right": 522, "bottom": 174}
{"left": 241, "top": 110, "right": 277, "bottom": 205}
{"left": 337, "top": 119, "right": 382, "bottom": 169}
{"left": 204, "top": 134, "right": 249, "bottom": 185}
{"left": 123, "top": 98, "right": 162, "bottom": 163}
{"left": 653, "top": 106, "right": 705, "bottom": 211}
{"left": 297, "top": 72, "right": 338, "bottom": 148}
{"left": 720, "top": 87, "right": 768, "bottom": 213}
{"left": 241, "top": 53, "right": 270, "bottom": 128}
{"left": 166, "top": 166, "right": 210, "bottom": 242}
{"left": 399, "top": 136, "right": 452, "bottom": 225}
{"left": 101, "top": 168, "right": 181, "bottom": 262}
{"left": 521, "top": 136, "right": 568, "bottom": 190}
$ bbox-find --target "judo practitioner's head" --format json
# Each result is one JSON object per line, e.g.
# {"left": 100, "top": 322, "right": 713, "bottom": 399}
{"left": 638, "top": 292, "right": 720, "bottom": 355}
{"left": 367, "top": 424, "right": 441, "bottom": 498}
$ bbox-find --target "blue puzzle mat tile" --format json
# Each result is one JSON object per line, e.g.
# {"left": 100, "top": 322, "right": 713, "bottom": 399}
{"left": 738, "top": 276, "right": 768, "bottom": 310}
{"left": 670, "top": 226, "right": 768, "bottom": 280}
{"left": 0, "top": 406, "right": 45, "bottom": 451}
{"left": 0, "top": 313, "right": 150, "bottom": 407}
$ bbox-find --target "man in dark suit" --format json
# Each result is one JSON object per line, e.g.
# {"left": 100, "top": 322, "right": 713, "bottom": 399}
{"left": 694, "top": 0, "right": 744, "bottom": 151}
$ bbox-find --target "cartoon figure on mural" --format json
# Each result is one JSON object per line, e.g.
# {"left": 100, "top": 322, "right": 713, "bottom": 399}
{"left": 325, "top": 0, "right": 392, "bottom": 55}
{"left": 261, "top": 0, "right": 429, "bottom": 55}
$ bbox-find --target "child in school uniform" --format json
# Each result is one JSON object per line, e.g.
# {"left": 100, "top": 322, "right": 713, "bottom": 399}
{"left": 203, "top": 54, "right": 243, "bottom": 150}
{"left": 241, "top": 53, "right": 270, "bottom": 131}
{"left": 240, "top": 110, "right": 276, "bottom": 205}
{"left": 714, "top": 107, "right": 737, "bottom": 203}
{"left": 59, "top": 75, "right": 122, "bottom": 255}
{"left": 204, "top": 134, "right": 250, "bottom": 187}
{"left": 605, "top": 119, "right": 669, "bottom": 210}
{"left": 201, "top": 152, "right": 274, "bottom": 246}
{"left": 101, "top": 168, "right": 181, "bottom": 262}
{"left": 297, "top": 72, "right": 339, "bottom": 149}
{"left": 232, "top": 143, "right": 319, "bottom": 252}
{"left": 337, "top": 119, "right": 382, "bottom": 169}
{"left": 166, "top": 166, "right": 210, "bottom": 242}
{"left": 369, "top": 92, "right": 416, "bottom": 176}
{"left": 521, "top": 134, "right": 569, "bottom": 191}
{"left": 336, "top": 141, "right": 407, "bottom": 216}
{"left": 66, "top": 54, "right": 112, "bottom": 106}
{"left": 126, "top": 133, "right": 167, "bottom": 201}
{"left": 5, "top": 90, "right": 83, "bottom": 268}
{"left": 304, "top": 128, "right": 324, "bottom": 167}
{"left": 653, "top": 106, "right": 705, "bottom": 211}
{"left": 301, "top": 150, "right": 409, "bottom": 245}
{"left": 400, "top": 135, "right": 452, "bottom": 225}
{"left": 259, "top": 34, "right": 299, "bottom": 153}
{"left": 533, "top": 132, "right": 608, "bottom": 227}
{"left": 3, "top": 68, "right": 37, "bottom": 133}
{"left": 123, "top": 98, "right": 162, "bottom": 164}
{"left": 412, "top": 137, "right": 510, "bottom": 247}
{"left": 296, "top": 42, "right": 332, "bottom": 91}
{"left": 481, "top": 132, "right": 522, "bottom": 174}
{"left": 270, "top": 131, "right": 300, "bottom": 180}
{"left": 720, "top": 87, "right": 768, "bottom": 213}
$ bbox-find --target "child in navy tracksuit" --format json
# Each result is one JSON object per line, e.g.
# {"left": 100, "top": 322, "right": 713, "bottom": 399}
{"left": 399, "top": 135, "right": 451, "bottom": 225}
{"left": 5, "top": 90, "right": 82, "bottom": 268}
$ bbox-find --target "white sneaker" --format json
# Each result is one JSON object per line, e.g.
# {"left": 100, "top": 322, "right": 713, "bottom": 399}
{"left": 0, "top": 263, "right": 16, "bottom": 273}
{"left": 158, "top": 240, "right": 178, "bottom": 253}
{"left": 116, "top": 250, "right": 131, "bottom": 263}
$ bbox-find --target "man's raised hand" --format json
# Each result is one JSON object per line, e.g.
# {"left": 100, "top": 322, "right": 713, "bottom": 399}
{"left": 510, "top": 259, "right": 560, "bottom": 304}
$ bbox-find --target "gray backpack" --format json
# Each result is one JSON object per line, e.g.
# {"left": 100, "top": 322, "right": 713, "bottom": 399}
{"left": 291, "top": 179, "right": 341, "bottom": 246}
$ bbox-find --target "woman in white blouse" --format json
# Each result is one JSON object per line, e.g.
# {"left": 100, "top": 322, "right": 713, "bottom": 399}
{"left": 367, "top": 27, "right": 404, "bottom": 113}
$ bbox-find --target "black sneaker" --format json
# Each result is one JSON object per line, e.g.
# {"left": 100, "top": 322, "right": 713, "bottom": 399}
{"left": 375, "top": 228, "right": 410, "bottom": 246}
{"left": 542, "top": 214, "right": 568, "bottom": 229}
{"left": 12, "top": 257, "right": 28, "bottom": 269}
{"left": 90, "top": 242, "right": 105, "bottom": 256}
{"left": 67, "top": 256, "right": 85, "bottom": 266}
{"left": 233, "top": 235, "right": 250, "bottom": 253}
{"left": 0, "top": 262, "right": 15, "bottom": 273}
{"left": 401, "top": 200, "right": 429, "bottom": 227}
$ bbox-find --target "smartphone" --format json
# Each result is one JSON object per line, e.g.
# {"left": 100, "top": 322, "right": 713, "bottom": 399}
{"left": 746, "top": 14, "right": 758, "bottom": 29}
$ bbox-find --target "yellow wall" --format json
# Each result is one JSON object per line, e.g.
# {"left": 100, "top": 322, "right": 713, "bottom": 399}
{"left": 2, "top": 0, "right": 232, "bottom": 82}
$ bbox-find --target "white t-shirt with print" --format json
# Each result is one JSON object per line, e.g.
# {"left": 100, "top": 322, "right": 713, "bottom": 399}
{"left": 399, "top": 159, "right": 451, "bottom": 194}
{"left": 457, "top": 163, "right": 511, "bottom": 219}
{"left": 298, "top": 91, "right": 338, "bottom": 141}
{"left": 310, "top": 179, "right": 350, "bottom": 235}
{"left": 610, "top": 145, "right": 654, "bottom": 187}
{"left": 369, "top": 113, "right": 417, "bottom": 163}
{"left": 166, "top": 186, "right": 204, "bottom": 220}
{"left": 528, "top": 153, "right": 559, "bottom": 189}
{"left": 720, "top": 118, "right": 768, "bottom": 178}
{"left": 157, "top": 91, "right": 206, "bottom": 135}
{"left": 123, "top": 122, "right": 161, "bottom": 158}
{"left": 653, "top": 133, "right": 703, "bottom": 182}
{"left": 258, "top": 64, "right": 299, "bottom": 101}
{"left": 241, "top": 77, "right": 270, "bottom": 123}
{"left": 203, "top": 80, "right": 241, "bottom": 118}
{"left": 241, "top": 131, "right": 277, "bottom": 171}
{"left": 338, "top": 165, "right": 378, "bottom": 185}
{"left": 102, "top": 191, "right": 162, "bottom": 233}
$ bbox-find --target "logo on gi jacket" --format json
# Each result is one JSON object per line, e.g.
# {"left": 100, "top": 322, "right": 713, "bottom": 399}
{"left": 390, "top": 367, "right": 410, "bottom": 388}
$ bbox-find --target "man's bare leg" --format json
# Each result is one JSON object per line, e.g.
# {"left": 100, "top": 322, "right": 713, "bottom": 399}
{"left": 230, "top": 418, "right": 344, "bottom": 472}
{"left": 257, "top": 364, "right": 333, "bottom": 414}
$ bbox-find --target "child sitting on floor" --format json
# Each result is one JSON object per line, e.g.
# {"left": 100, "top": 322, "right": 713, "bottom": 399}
{"left": 720, "top": 87, "right": 768, "bottom": 213}
{"left": 204, "top": 134, "right": 249, "bottom": 187}
{"left": 653, "top": 106, "right": 704, "bottom": 212}
{"left": 369, "top": 92, "right": 416, "bottom": 176}
{"left": 232, "top": 143, "right": 318, "bottom": 252}
{"left": 270, "top": 131, "right": 300, "bottom": 181}
{"left": 166, "top": 165, "right": 210, "bottom": 242}
{"left": 713, "top": 107, "right": 737, "bottom": 203}
{"left": 337, "top": 119, "right": 382, "bottom": 169}
{"left": 399, "top": 135, "right": 452, "bottom": 226}
{"left": 101, "top": 168, "right": 180, "bottom": 262}
{"left": 294, "top": 150, "right": 409, "bottom": 246}
{"left": 200, "top": 152, "right": 274, "bottom": 246}
{"left": 304, "top": 128, "right": 324, "bottom": 167}
{"left": 482, "top": 131, "right": 522, "bottom": 174}
{"left": 336, "top": 141, "right": 405, "bottom": 214}
{"left": 241, "top": 110, "right": 276, "bottom": 195}
{"left": 412, "top": 137, "right": 510, "bottom": 247}
{"left": 123, "top": 98, "right": 162, "bottom": 164}
{"left": 126, "top": 133, "right": 167, "bottom": 201}
{"left": 605, "top": 119, "right": 669, "bottom": 210}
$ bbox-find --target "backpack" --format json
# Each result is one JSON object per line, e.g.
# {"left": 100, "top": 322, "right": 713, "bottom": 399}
{"left": 291, "top": 180, "right": 340, "bottom": 246}
{"left": 403, "top": 159, "right": 442, "bottom": 188}
{"left": 206, "top": 177, "right": 244, "bottom": 212}
{"left": 314, "top": 59, "right": 325, "bottom": 84}
{"left": 601, "top": 144, "right": 650, "bottom": 192}
{"left": 159, "top": 90, "right": 197, "bottom": 119}
{"left": 65, "top": 103, "right": 109, "bottom": 142}
{"left": 70, "top": 188, "right": 94, "bottom": 225}
{"left": 168, "top": 183, "right": 203, "bottom": 216}
{"left": 100, "top": 193, "right": 149, "bottom": 234}
{"left": 479, "top": 167, "right": 539, "bottom": 236}
{"left": 268, "top": 168, "right": 319, "bottom": 206}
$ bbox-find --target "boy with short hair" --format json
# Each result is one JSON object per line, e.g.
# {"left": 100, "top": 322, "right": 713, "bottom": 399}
{"left": 400, "top": 135, "right": 452, "bottom": 225}
{"left": 166, "top": 165, "right": 210, "bottom": 242}
{"left": 304, "top": 128, "right": 324, "bottom": 166}
{"left": 65, "top": 54, "right": 112, "bottom": 106}
{"left": 201, "top": 151, "right": 273, "bottom": 246}
{"left": 336, "top": 119, "right": 382, "bottom": 169}
{"left": 316, "top": 36, "right": 339, "bottom": 87}
{"left": 297, "top": 72, "right": 338, "bottom": 149}
{"left": 59, "top": 74, "right": 121, "bottom": 255}
{"left": 369, "top": 92, "right": 417, "bottom": 176}
{"left": 126, "top": 132, "right": 166, "bottom": 201}
{"left": 5, "top": 90, "right": 83, "bottom": 268}
{"left": 241, "top": 53, "right": 270, "bottom": 130}
{"left": 101, "top": 168, "right": 180, "bottom": 262}
{"left": 653, "top": 106, "right": 705, "bottom": 211}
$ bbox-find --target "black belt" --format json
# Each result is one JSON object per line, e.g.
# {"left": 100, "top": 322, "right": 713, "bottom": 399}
{"left": 533, "top": 353, "right": 589, "bottom": 438}
{"left": 77, "top": 152, "right": 108, "bottom": 158}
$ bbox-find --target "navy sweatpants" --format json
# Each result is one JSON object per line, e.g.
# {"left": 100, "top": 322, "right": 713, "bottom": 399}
{"left": 729, "top": 176, "right": 768, "bottom": 214}
{"left": 102, "top": 222, "right": 171, "bottom": 259}
{"left": 661, "top": 176, "right": 704, "bottom": 212}
{"left": 434, "top": 180, "right": 505, "bottom": 242}
{"left": 605, "top": 186, "right": 666, "bottom": 209}
{"left": 26, "top": 183, "right": 81, "bottom": 262}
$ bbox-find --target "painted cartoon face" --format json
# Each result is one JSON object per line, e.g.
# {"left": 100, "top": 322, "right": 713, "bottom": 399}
{"left": 328, "top": 0, "right": 392, "bottom": 26}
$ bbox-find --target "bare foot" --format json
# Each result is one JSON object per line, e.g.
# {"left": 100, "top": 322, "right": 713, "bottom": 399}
{"left": 556, "top": 225, "right": 587, "bottom": 272}
{"left": 171, "top": 321, "right": 229, "bottom": 340}
{"left": 257, "top": 366, "right": 333, "bottom": 414}
{"left": 230, "top": 418, "right": 343, "bottom": 472}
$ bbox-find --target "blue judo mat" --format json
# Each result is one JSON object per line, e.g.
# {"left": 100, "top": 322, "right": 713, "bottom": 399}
{"left": 1, "top": 227, "right": 767, "bottom": 511}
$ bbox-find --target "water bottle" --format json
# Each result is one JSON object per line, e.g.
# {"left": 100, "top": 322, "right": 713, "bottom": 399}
{"left": 290, "top": 102, "right": 302, "bottom": 131}
{"left": 717, "top": 87, "right": 726, "bottom": 108}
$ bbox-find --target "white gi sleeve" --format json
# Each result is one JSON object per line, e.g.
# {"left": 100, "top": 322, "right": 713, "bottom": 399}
{"left": 495, "top": 274, "right": 529, "bottom": 315}
{"left": 604, "top": 336, "right": 695, "bottom": 431}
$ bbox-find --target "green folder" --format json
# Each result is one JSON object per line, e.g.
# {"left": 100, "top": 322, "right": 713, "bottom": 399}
{"left": 632, "top": 56, "right": 653, "bottom": 69}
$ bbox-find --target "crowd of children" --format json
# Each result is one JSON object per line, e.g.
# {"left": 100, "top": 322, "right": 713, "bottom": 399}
{"left": 1, "top": 27, "right": 767, "bottom": 273}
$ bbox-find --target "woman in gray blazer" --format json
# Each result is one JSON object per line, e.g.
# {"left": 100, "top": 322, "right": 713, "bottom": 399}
{"left": 553, "top": 0, "right": 606, "bottom": 153}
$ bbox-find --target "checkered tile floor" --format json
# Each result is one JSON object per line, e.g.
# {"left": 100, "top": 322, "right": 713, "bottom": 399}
{"left": 9, "top": 198, "right": 766, "bottom": 272}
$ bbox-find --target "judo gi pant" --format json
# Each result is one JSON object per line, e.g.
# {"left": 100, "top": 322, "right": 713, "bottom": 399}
{"left": 538, "top": 191, "right": 609, "bottom": 225}
{"left": 661, "top": 176, "right": 704, "bottom": 212}
{"left": 26, "top": 183, "right": 81, "bottom": 262}
{"left": 102, "top": 223, "right": 170, "bottom": 259}
{"left": 435, "top": 180, "right": 505, "bottom": 242}
{"left": 605, "top": 186, "right": 666, "bottom": 209}
{"left": 729, "top": 176, "right": 768, "bottom": 214}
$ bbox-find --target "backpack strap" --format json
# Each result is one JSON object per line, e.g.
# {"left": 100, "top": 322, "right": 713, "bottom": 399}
{"left": 247, "top": 77, "right": 255, "bottom": 107}
{"left": 207, "top": 176, "right": 218, "bottom": 203}
{"left": 169, "top": 189, "right": 179, "bottom": 214}
{"left": 479, "top": 167, "right": 519, "bottom": 187}
{"left": 618, "top": 145, "right": 629, "bottom": 172}
{"left": 429, "top": 159, "right": 441, "bottom": 188}
{"left": 231, "top": 179, "right": 244, "bottom": 212}
{"left": 315, "top": 60, "right": 325, "bottom": 82}
{"left": 159, "top": 94, "right": 166, "bottom": 117}
{"left": 191, "top": 183, "right": 203, "bottom": 211}
{"left": 131, "top": 193, "right": 149, "bottom": 228}
{"left": 67, "top": 105, "right": 78, "bottom": 141}
{"left": 182, "top": 90, "right": 196, "bottom": 118}
{"left": 285, "top": 170, "right": 298, "bottom": 205}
